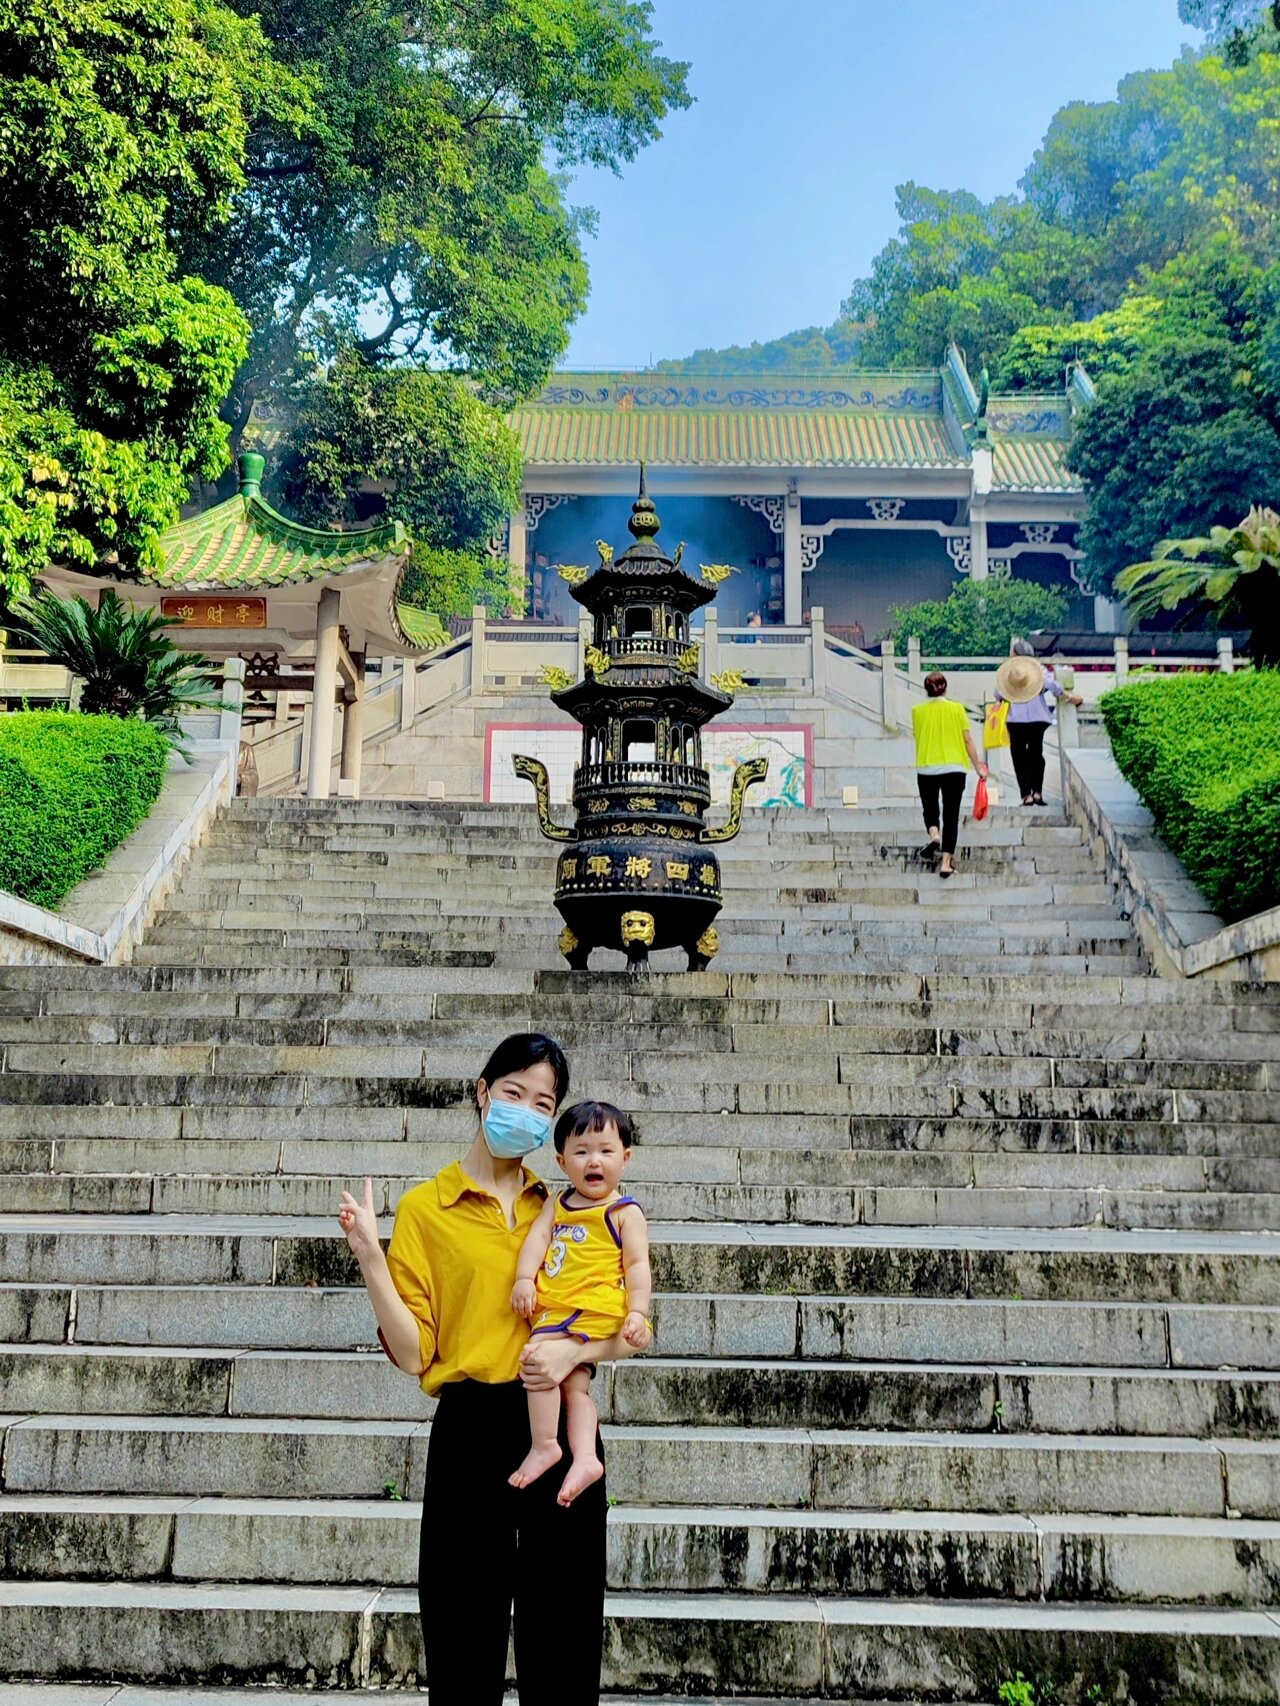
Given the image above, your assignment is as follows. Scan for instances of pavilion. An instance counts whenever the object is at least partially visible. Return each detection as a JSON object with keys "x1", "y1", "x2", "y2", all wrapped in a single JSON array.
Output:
[
  {"x1": 37, "y1": 453, "x2": 427, "y2": 798},
  {"x1": 495, "y1": 344, "x2": 1108, "y2": 640}
]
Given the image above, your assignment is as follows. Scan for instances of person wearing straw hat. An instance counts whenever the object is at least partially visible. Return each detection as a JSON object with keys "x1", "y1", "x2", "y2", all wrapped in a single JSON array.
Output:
[{"x1": 995, "y1": 640, "x2": 1083, "y2": 807}]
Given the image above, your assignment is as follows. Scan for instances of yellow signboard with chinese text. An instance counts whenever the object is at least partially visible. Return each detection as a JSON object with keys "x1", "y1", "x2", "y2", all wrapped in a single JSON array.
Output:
[{"x1": 161, "y1": 597, "x2": 267, "y2": 628}]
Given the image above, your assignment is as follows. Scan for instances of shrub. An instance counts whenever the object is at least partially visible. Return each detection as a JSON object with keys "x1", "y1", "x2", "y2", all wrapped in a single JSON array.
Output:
[
  {"x1": 890, "y1": 579, "x2": 1068, "y2": 656},
  {"x1": 0, "y1": 712, "x2": 170, "y2": 910},
  {"x1": 1101, "y1": 672, "x2": 1280, "y2": 922}
]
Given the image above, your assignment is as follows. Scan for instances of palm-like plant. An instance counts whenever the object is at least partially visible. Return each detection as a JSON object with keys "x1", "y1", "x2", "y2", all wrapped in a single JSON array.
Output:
[
  {"x1": 1116, "y1": 506, "x2": 1280, "y2": 668},
  {"x1": 10, "y1": 589, "x2": 227, "y2": 746}
]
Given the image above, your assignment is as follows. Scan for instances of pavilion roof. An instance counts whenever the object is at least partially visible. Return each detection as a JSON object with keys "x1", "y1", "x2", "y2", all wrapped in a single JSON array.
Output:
[
  {"x1": 990, "y1": 437, "x2": 1077, "y2": 494},
  {"x1": 143, "y1": 488, "x2": 425, "y2": 653}
]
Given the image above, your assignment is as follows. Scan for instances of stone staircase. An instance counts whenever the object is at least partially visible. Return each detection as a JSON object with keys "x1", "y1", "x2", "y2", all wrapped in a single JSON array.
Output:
[{"x1": 1, "y1": 797, "x2": 1279, "y2": 1702}]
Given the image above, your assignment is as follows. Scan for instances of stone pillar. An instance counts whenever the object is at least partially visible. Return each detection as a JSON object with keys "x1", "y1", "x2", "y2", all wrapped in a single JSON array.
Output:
[
  {"x1": 879, "y1": 639, "x2": 896, "y2": 726},
  {"x1": 1217, "y1": 636, "x2": 1235, "y2": 675},
  {"x1": 702, "y1": 608, "x2": 720, "y2": 682},
  {"x1": 469, "y1": 604, "x2": 487, "y2": 698},
  {"x1": 969, "y1": 509, "x2": 990, "y2": 581},
  {"x1": 399, "y1": 655, "x2": 416, "y2": 733},
  {"x1": 783, "y1": 492, "x2": 803, "y2": 625},
  {"x1": 219, "y1": 656, "x2": 246, "y2": 770},
  {"x1": 1113, "y1": 635, "x2": 1130, "y2": 685},
  {"x1": 339, "y1": 656, "x2": 365, "y2": 798},
  {"x1": 907, "y1": 636, "x2": 923, "y2": 684},
  {"x1": 305, "y1": 587, "x2": 341, "y2": 800},
  {"x1": 508, "y1": 508, "x2": 528, "y2": 612},
  {"x1": 810, "y1": 606, "x2": 827, "y2": 697}
]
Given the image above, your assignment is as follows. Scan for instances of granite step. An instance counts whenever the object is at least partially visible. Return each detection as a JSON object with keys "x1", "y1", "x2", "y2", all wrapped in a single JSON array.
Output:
[
  {"x1": 5, "y1": 1494, "x2": 1280, "y2": 1605},
  {"x1": 0, "y1": 1584, "x2": 1277, "y2": 1698},
  {"x1": 4, "y1": 1343, "x2": 1280, "y2": 1434},
  {"x1": 2, "y1": 1217, "x2": 1276, "y2": 1303},
  {"x1": 2, "y1": 1415, "x2": 1273, "y2": 1515}
]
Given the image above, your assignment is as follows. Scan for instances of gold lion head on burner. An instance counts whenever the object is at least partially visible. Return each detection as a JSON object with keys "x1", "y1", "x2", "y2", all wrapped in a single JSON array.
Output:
[{"x1": 620, "y1": 910, "x2": 656, "y2": 948}]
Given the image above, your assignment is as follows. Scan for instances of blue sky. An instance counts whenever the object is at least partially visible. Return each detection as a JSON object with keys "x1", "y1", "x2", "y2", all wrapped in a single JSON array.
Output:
[{"x1": 562, "y1": 0, "x2": 1204, "y2": 368}]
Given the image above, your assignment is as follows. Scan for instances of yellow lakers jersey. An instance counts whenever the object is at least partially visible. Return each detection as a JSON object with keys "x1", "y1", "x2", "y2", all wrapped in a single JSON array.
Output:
[{"x1": 536, "y1": 1191, "x2": 636, "y2": 1321}]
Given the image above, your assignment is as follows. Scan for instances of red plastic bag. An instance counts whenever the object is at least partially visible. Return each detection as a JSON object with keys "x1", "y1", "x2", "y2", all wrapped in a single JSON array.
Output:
[{"x1": 973, "y1": 776, "x2": 990, "y2": 822}]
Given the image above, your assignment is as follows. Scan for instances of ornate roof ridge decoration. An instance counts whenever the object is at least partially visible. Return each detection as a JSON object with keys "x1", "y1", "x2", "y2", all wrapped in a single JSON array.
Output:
[
  {"x1": 160, "y1": 492, "x2": 407, "y2": 577},
  {"x1": 528, "y1": 374, "x2": 944, "y2": 412}
]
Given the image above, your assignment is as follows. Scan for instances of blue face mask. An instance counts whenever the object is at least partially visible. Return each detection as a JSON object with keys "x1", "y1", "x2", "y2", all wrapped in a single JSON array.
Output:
[{"x1": 482, "y1": 1098, "x2": 553, "y2": 1160}]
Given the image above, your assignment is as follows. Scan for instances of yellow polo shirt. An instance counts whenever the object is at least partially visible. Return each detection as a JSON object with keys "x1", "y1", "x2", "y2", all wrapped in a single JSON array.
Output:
[{"x1": 384, "y1": 1160, "x2": 548, "y2": 1394}]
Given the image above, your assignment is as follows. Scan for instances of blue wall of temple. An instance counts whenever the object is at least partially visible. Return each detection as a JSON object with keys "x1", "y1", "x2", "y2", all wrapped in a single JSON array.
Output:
[
  {"x1": 803, "y1": 529, "x2": 956, "y2": 644},
  {"x1": 1011, "y1": 550, "x2": 1093, "y2": 629},
  {"x1": 527, "y1": 496, "x2": 780, "y2": 625}
]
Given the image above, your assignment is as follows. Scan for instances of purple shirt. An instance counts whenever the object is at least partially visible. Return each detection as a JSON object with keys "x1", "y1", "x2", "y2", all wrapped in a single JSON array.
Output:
[{"x1": 1000, "y1": 676, "x2": 1065, "y2": 725}]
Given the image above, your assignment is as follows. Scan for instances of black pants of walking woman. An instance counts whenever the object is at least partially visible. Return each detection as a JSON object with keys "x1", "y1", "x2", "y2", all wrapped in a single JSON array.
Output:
[
  {"x1": 917, "y1": 771, "x2": 967, "y2": 855},
  {"x1": 1008, "y1": 722, "x2": 1047, "y2": 799},
  {"x1": 420, "y1": 1376, "x2": 606, "y2": 1705}
]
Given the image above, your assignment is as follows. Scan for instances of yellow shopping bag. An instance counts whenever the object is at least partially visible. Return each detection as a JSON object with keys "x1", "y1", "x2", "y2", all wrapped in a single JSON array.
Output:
[{"x1": 983, "y1": 699, "x2": 1010, "y2": 750}]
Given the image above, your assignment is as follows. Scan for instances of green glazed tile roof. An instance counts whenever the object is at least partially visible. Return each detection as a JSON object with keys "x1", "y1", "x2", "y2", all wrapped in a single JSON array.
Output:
[
  {"x1": 153, "y1": 494, "x2": 408, "y2": 590},
  {"x1": 991, "y1": 437, "x2": 1078, "y2": 493},
  {"x1": 514, "y1": 407, "x2": 964, "y2": 469}
]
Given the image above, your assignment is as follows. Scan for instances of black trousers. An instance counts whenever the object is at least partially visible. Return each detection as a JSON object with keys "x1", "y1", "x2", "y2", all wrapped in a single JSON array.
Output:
[
  {"x1": 420, "y1": 1377, "x2": 606, "y2": 1704},
  {"x1": 917, "y1": 771, "x2": 967, "y2": 855},
  {"x1": 1008, "y1": 722, "x2": 1048, "y2": 798}
]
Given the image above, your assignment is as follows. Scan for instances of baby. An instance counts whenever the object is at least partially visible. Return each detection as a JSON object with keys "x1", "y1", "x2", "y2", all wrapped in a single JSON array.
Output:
[{"x1": 509, "y1": 1100, "x2": 652, "y2": 1506}]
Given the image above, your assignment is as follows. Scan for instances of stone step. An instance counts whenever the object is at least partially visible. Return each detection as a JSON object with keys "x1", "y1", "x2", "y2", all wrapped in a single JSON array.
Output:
[
  {"x1": 12, "y1": 1137, "x2": 1278, "y2": 1193},
  {"x1": 3, "y1": 1342, "x2": 1280, "y2": 1434},
  {"x1": 6, "y1": 1171, "x2": 1277, "y2": 1230},
  {"x1": 4, "y1": 962, "x2": 1272, "y2": 1012},
  {"x1": 7, "y1": 1009, "x2": 1276, "y2": 1064},
  {"x1": 13, "y1": 1104, "x2": 1280, "y2": 1162},
  {"x1": 5, "y1": 1494, "x2": 1280, "y2": 1606},
  {"x1": 3, "y1": 1414, "x2": 1274, "y2": 1516},
  {"x1": 0, "y1": 1582, "x2": 1276, "y2": 1697},
  {"x1": 2, "y1": 1217, "x2": 1275, "y2": 1303}
]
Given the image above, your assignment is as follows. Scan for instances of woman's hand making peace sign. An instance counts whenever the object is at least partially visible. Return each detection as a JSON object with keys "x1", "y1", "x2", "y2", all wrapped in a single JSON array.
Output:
[{"x1": 338, "y1": 1177, "x2": 382, "y2": 1268}]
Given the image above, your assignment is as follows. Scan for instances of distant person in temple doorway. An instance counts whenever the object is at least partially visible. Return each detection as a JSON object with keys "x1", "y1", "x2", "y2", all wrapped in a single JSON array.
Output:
[
  {"x1": 995, "y1": 642, "x2": 1083, "y2": 807},
  {"x1": 911, "y1": 673, "x2": 989, "y2": 879}
]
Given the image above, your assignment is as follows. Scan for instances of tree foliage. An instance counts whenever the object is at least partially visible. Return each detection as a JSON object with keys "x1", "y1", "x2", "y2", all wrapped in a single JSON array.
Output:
[
  {"x1": 0, "y1": 0, "x2": 304, "y2": 591},
  {"x1": 1116, "y1": 505, "x2": 1280, "y2": 667},
  {"x1": 655, "y1": 320, "x2": 865, "y2": 375},
  {"x1": 1067, "y1": 247, "x2": 1280, "y2": 594},
  {"x1": 184, "y1": 0, "x2": 691, "y2": 450},
  {"x1": 889, "y1": 579, "x2": 1069, "y2": 657}
]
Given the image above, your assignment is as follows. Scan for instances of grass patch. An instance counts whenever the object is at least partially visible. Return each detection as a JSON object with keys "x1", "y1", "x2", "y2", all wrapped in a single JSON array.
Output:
[
  {"x1": 0, "y1": 711, "x2": 170, "y2": 910},
  {"x1": 1101, "y1": 672, "x2": 1280, "y2": 923}
]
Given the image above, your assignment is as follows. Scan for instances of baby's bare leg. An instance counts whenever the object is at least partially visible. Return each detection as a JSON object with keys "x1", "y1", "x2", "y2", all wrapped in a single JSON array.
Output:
[
  {"x1": 510, "y1": 1379, "x2": 563, "y2": 1490},
  {"x1": 557, "y1": 1365, "x2": 604, "y2": 1508}
]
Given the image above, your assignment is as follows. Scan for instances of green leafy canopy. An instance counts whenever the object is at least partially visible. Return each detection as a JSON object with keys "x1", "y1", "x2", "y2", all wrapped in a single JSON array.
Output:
[
  {"x1": 889, "y1": 579, "x2": 1069, "y2": 657},
  {"x1": 0, "y1": 0, "x2": 308, "y2": 591}
]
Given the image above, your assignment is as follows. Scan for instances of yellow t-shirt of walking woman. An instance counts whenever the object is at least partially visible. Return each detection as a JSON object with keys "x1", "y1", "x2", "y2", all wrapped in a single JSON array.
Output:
[{"x1": 911, "y1": 697, "x2": 971, "y2": 770}]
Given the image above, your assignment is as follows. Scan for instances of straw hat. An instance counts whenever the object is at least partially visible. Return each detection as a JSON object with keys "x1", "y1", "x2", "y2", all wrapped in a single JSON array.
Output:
[{"x1": 995, "y1": 654, "x2": 1045, "y2": 704}]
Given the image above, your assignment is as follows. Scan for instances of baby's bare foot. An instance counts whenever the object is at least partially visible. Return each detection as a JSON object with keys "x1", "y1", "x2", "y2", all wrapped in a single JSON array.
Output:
[
  {"x1": 509, "y1": 1442, "x2": 563, "y2": 1490},
  {"x1": 557, "y1": 1454, "x2": 605, "y2": 1507}
]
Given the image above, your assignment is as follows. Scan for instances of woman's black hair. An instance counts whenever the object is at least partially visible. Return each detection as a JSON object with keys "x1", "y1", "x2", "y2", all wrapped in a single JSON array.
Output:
[
  {"x1": 476, "y1": 1033, "x2": 570, "y2": 1109},
  {"x1": 554, "y1": 1099, "x2": 638, "y2": 1154}
]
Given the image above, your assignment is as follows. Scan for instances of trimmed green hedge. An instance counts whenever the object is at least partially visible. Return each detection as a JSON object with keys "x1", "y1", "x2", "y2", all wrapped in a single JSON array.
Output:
[
  {"x1": 0, "y1": 713, "x2": 170, "y2": 910},
  {"x1": 1101, "y1": 673, "x2": 1280, "y2": 923}
]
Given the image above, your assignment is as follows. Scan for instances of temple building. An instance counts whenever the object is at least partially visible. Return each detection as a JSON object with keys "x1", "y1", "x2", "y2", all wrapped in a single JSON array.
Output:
[{"x1": 497, "y1": 344, "x2": 1113, "y2": 640}]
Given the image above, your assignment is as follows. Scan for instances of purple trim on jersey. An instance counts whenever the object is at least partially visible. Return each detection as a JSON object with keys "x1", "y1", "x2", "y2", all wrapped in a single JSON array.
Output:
[
  {"x1": 530, "y1": 1307, "x2": 589, "y2": 1344},
  {"x1": 603, "y1": 1195, "x2": 638, "y2": 1249}
]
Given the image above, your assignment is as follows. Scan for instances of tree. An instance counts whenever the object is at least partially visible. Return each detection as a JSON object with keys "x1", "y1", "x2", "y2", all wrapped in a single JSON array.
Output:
[
  {"x1": 1068, "y1": 250, "x2": 1280, "y2": 594},
  {"x1": 1116, "y1": 505, "x2": 1280, "y2": 667},
  {"x1": 0, "y1": 0, "x2": 305, "y2": 592},
  {"x1": 889, "y1": 579, "x2": 1069, "y2": 656},
  {"x1": 275, "y1": 350, "x2": 522, "y2": 550},
  {"x1": 655, "y1": 320, "x2": 865, "y2": 375},
  {"x1": 996, "y1": 297, "x2": 1160, "y2": 390},
  {"x1": 268, "y1": 347, "x2": 523, "y2": 621},
  {"x1": 10, "y1": 589, "x2": 227, "y2": 746},
  {"x1": 182, "y1": 0, "x2": 692, "y2": 454}
]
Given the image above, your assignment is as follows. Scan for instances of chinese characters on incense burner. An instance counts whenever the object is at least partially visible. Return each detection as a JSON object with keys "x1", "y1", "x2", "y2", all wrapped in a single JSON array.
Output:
[{"x1": 514, "y1": 474, "x2": 767, "y2": 972}]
